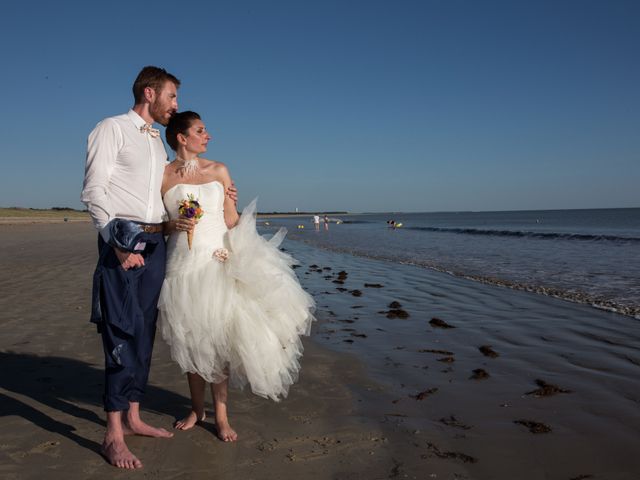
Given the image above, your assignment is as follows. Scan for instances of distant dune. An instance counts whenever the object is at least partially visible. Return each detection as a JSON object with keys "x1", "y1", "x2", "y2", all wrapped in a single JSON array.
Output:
[{"x1": 0, "y1": 207, "x2": 90, "y2": 223}]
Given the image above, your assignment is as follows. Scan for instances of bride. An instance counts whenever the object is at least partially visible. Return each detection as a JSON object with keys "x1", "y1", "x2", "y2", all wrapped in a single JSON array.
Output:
[{"x1": 159, "y1": 111, "x2": 315, "y2": 441}]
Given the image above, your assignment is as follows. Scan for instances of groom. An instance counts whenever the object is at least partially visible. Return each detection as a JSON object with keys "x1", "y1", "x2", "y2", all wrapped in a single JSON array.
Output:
[{"x1": 81, "y1": 66, "x2": 180, "y2": 469}]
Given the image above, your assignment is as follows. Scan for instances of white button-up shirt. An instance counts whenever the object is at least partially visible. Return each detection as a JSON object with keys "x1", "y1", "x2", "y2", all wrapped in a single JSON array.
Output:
[{"x1": 81, "y1": 110, "x2": 168, "y2": 240}]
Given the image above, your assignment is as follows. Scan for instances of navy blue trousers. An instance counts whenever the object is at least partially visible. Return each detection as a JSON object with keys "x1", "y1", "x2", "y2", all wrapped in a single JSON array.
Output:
[{"x1": 95, "y1": 233, "x2": 166, "y2": 412}]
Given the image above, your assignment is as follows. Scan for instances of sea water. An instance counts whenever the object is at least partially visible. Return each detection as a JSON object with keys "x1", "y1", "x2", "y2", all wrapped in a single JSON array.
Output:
[{"x1": 264, "y1": 208, "x2": 640, "y2": 317}]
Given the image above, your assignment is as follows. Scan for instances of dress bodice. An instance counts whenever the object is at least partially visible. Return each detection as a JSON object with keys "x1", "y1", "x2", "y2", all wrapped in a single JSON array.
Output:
[{"x1": 163, "y1": 181, "x2": 229, "y2": 273}]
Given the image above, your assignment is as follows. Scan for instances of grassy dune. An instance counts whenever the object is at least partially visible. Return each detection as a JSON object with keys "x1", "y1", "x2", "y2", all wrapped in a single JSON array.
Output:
[{"x1": 0, "y1": 208, "x2": 90, "y2": 221}]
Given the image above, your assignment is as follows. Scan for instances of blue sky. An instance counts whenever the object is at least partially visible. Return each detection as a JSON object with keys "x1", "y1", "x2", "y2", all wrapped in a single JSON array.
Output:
[{"x1": 0, "y1": 0, "x2": 638, "y2": 213}]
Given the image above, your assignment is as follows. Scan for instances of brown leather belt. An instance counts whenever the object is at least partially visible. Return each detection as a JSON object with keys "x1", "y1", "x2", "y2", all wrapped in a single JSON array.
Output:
[{"x1": 137, "y1": 223, "x2": 164, "y2": 233}]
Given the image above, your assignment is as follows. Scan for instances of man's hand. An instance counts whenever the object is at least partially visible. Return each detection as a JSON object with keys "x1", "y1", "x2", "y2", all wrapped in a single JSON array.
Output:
[
  {"x1": 114, "y1": 248, "x2": 145, "y2": 270},
  {"x1": 226, "y1": 183, "x2": 238, "y2": 204}
]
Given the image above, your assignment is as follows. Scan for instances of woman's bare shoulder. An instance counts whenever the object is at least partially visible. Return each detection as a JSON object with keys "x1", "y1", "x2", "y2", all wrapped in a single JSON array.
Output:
[
  {"x1": 200, "y1": 158, "x2": 230, "y2": 177},
  {"x1": 199, "y1": 158, "x2": 226, "y2": 169}
]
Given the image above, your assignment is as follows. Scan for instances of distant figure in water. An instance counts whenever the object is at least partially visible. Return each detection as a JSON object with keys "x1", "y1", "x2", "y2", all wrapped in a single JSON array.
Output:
[
  {"x1": 313, "y1": 215, "x2": 320, "y2": 231},
  {"x1": 323, "y1": 215, "x2": 329, "y2": 231},
  {"x1": 387, "y1": 220, "x2": 396, "y2": 229}
]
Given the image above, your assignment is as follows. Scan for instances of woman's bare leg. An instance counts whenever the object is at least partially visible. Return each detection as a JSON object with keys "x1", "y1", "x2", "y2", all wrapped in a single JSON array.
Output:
[
  {"x1": 211, "y1": 378, "x2": 237, "y2": 441},
  {"x1": 175, "y1": 373, "x2": 206, "y2": 430}
]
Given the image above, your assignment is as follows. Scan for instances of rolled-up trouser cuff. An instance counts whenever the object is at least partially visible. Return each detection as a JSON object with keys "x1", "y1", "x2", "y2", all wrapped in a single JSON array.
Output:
[{"x1": 103, "y1": 394, "x2": 131, "y2": 412}]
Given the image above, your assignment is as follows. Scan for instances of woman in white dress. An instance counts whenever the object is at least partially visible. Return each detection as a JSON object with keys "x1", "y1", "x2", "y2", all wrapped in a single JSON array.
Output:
[{"x1": 159, "y1": 111, "x2": 314, "y2": 441}]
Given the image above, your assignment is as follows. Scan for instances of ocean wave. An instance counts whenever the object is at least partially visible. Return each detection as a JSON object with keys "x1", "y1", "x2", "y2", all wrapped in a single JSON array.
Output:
[{"x1": 405, "y1": 226, "x2": 640, "y2": 243}]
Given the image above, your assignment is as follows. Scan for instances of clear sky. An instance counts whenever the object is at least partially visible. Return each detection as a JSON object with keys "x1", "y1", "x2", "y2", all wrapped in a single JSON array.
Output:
[{"x1": 0, "y1": 0, "x2": 638, "y2": 213}]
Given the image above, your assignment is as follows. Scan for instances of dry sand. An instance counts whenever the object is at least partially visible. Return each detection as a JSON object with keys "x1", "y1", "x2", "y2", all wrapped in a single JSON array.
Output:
[{"x1": 1, "y1": 222, "x2": 639, "y2": 479}]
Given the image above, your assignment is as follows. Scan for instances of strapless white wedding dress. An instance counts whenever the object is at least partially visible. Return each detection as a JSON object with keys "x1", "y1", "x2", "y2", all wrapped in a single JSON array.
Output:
[{"x1": 158, "y1": 181, "x2": 315, "y2": 400}]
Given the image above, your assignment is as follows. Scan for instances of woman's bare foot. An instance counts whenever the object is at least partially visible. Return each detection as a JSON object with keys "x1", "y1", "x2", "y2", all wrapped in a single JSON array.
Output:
[
  {"x1": 101, "y1": 438, "x2": 142, "y2": 469},
  {"x1": 175, "y1": 410, "x2": 205, "y2": 430},
  {"x1": 211, "y1": 377, "x2": 236, "y2": 441},
  {"x1": 215, "y1": 418, "x2": 238, "y2": 442},
  {"x1": 124, "y1": 418, "x2": 174, "y2": 438}
]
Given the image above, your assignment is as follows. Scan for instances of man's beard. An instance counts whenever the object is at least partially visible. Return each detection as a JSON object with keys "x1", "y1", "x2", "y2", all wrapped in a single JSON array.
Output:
[{"x1": 150, "y1": 100, "x2": 174, "y2": 126}]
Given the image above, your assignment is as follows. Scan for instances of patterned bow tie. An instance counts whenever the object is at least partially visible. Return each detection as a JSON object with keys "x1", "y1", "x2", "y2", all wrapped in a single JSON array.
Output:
[{"x1": 140, "y1": 123, "x2": 160, "y2": 138}]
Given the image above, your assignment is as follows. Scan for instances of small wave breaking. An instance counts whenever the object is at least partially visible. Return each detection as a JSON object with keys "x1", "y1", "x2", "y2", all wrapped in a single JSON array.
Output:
[{"x1": 405, "y1": 226, "x2": 640, "y2": 243}]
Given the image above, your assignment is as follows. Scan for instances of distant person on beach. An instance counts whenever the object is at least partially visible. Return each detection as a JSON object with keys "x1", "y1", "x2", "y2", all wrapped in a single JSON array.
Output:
[
  {"x1": 324, "y1": 214, "x2": 329, "y2": 231},
  {"x1": 157, "y1": 111, "x2": 314, "y2": 443},
  {"x1": 81, "y1": 66, "x2": 227, "y2": 470},
  {"x1": 313, "y1": 214, "x2": 320, "y2": 231}
]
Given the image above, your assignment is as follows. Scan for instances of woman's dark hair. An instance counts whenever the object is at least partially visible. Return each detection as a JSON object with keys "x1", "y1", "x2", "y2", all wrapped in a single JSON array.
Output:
[{"x1": 165, "y1": 111, "x2": 201, "y2": 151}]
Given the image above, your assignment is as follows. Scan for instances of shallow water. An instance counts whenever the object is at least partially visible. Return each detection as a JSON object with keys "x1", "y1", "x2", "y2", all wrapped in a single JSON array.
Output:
[{"x1": 262, "y1": 208, "x2": 640, "y2": 316}]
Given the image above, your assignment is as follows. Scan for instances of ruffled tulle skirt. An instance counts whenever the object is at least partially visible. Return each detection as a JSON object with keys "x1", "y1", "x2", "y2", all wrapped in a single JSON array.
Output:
[{"x1": 158, "y1": 200, "x2": 315, "y2": 401}]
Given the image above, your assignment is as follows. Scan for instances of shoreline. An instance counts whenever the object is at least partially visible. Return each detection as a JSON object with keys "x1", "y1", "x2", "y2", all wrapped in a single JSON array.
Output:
[
  {"x1": 6, "y1": 218, "x2": 636, "y2": 319},
  {"x1": 7, "y1": 215, "x2": 637, "y2": 319},
  {"x1": 289, "y1": 236, "x2": 640, "y2": 319}
]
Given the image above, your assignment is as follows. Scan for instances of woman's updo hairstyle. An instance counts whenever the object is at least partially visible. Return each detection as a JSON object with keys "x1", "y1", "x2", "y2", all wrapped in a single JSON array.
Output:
[{"x1": 165, "y1": 111, "x2": 201, "y2": 151}]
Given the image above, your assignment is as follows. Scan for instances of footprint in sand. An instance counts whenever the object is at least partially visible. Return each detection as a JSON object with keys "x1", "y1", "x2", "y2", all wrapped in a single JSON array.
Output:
[
  {"x1": 10, "y1": 441, "x2": 60, "y2": 460},
  {"x1": 422, "y1": 441, "x2": 478, "y2": 464},
  {"x1": 439, "y1": 415, "x2": 472, "y2": 430}
]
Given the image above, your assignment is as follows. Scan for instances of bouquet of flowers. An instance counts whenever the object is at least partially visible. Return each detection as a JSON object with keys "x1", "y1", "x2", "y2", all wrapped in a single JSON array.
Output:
[{"x1": 178, "y1": 194, "x2": 204, "y2": 250}]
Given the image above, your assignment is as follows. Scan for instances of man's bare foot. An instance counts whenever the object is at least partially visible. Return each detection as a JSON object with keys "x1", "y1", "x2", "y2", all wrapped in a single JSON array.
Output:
[
  {"x1": 124, "y1": 418, "x2": 174, "y2": 438},
  {"x1": 215, "y1": 419, "x2": 238, "y2": 442},
  {"x1": 175, "y1": 410, "x2": 205, "y2": 430},
  {"x1": 101, "y1": 438, "x2": 142, "y2": 469}
]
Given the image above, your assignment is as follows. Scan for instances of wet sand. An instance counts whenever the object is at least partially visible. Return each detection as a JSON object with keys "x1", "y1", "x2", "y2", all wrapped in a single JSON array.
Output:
[{"x1": 1, "y1": 222, "x2": 639, "y2": 479}]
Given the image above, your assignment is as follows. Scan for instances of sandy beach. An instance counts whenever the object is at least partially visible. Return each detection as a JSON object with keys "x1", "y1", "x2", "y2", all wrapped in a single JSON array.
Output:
[{"x1": 1, "y1": 221, "x2": 639, "y2": 479}]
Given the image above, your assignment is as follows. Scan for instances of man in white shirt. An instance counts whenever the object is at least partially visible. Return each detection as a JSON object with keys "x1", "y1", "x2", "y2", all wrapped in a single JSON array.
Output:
[{"x1": 81, "y1": 66, "x2": 179, "y2": 469}]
